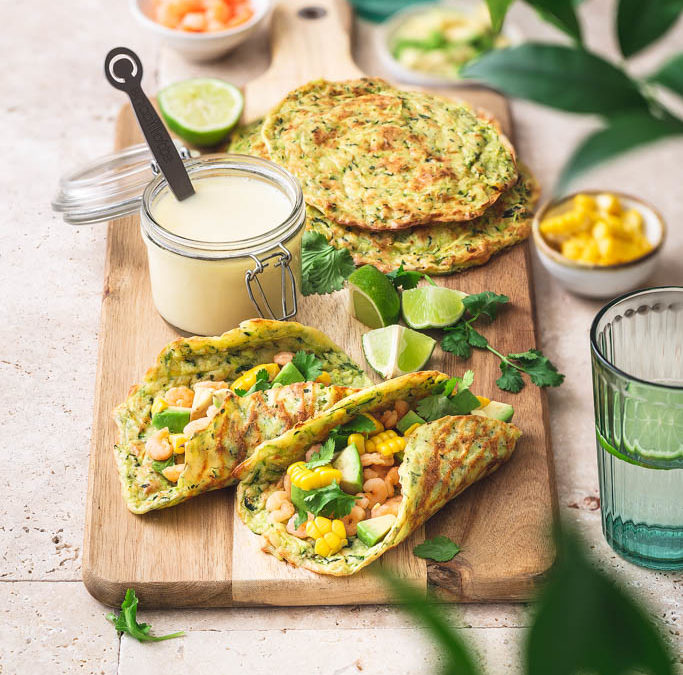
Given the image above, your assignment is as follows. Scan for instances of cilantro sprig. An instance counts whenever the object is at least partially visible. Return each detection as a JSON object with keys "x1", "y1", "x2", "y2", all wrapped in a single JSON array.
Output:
[
  {"x1": 301, "y1": 232, "x2": 355, "y2": 296},
  {"x1": 107, "y1": 589, "x2": 184, "y2": 643},
  {"x1": 292, "y1": 351, "x2": 323, "y2": 381},
  {"x1": 386, "y1": 263, "x2": 436, "y2": 291},
  {"x1": 413, "y1": 536, "x2": 461, "y2": 562},
  {"x1": 442, "y1": 292, "x2": 565, "y2": 394},
  {"x1": 294, "y1": 480, "x2": 359, "y2": 527},
  {"x1": 305, "y1": 438, "x2": 336, "y2": 469},
  {"x1": 234, "y1": 368, "x2": 271, "y2": 397},
  {"x1": 416, "y1": 370, "x2": 480, "y2": 422}
]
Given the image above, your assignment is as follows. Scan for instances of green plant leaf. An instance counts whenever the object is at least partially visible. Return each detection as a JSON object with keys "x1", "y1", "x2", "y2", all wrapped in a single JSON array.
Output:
[
  {"x1": 556, "y1": 111, "x2": 683, "y2": 194},
  {"x1": 649, "y1": 52, "x2": 683, "y2": 96},
  {"x1": 107, "y1": 589, "x2": 184, "y2": 643},
  {"x1": 617, "y1": 0, "x2": 683, "y2": 58},
  {"x1": 413, "y1": 536, "x2": 461, "y2": 562},
  {"x1": 462, "y1": 44, "x2": 648, "y2": 115},
  {"x1": 526, "y1": 525, "x2": 675, "y2": 675},
  {"x1": 525, "y1": 0, "x2": 583, "y2": 41},
  {"x1": 305, "y1": 438, "x2": 335, "y2": 469},
  {"x1": 378, "y1": 572, "x2": 482, "y2": 675},
  {"x1": 291, "y1": 351, "x2": 323, "y2": 382},
  {"x1": 485, "y1": 0, "x2": 516, "y2": 32}
]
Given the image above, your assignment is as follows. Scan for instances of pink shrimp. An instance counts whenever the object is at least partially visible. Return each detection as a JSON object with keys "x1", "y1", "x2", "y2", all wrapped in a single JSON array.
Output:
[
  {"x1": 286, "y1": 514, "x2": 310, "y2": 538},
  {"x1": 273, "y1": 351, "x2": 295, "y2": 366},
  {"x1": 384, "y1": 466, "x2": 400, "y2": 498},
  {"x1": 363, "y1": 466, "x2": 390, "y2": 481},
  {"x1": 164, "y1": 386, "x2": 194, "y2": 408},
  {"x1": 341, "y1": 505, "x2": 366, "y2": 536},
  {"x1": 371, "y1": 496, "x2": 402, "y2": 518},
  {"x1": 380, "y1": 409, "x2": 398, "y2": 430},
  {"x1": 361, "y1": 453, "x2": 394, "y2": 467},
  {"x1": 363, "y1": 477, "x2": 389, "y2": 509}
]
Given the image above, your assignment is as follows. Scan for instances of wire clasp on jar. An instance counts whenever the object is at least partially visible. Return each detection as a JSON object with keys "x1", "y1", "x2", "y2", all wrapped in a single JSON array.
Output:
[{"x1": 245, "y1": 244, "x2": 298, "y2": 320}]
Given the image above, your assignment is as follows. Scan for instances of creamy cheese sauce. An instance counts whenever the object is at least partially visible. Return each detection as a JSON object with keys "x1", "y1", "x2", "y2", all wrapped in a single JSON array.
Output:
[{"x1": 153, "y1": 175, "x2": 292, "y2": 242}]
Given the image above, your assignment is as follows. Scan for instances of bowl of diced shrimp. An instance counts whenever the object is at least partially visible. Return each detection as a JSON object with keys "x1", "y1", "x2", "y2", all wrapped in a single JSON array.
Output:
[{"x1": 130, "y1": 0, "x2": 272, "y2": 61}]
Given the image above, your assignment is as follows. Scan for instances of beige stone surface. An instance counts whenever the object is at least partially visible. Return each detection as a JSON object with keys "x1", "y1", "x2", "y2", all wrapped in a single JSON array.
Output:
[{"x1": 0, "y1": 0, "x2": 681, "y2": 673}]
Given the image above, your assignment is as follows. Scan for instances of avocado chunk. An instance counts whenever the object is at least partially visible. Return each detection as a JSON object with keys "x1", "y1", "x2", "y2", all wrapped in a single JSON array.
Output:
[
  {"x1": 290, "y1": 485, "x2": 307, "y2": 513},
  {"x1": 473, "y1": 400, "x2": 514, "y2": 422},
  {"x1": 333, "y1": 444, "x2": 363, "y2": 494},
  {"x1": 396, "y1": 410, "x2": 425, "y2": 434},
  {"x1": 357, "y1": 515, "x2": 397, "y2": 547},
  {"x1": 152, "y1": 406, "x2": 191, "y2": 433},
  {"x1": 272, "y1": 361, "x2": 305, "y2": 386}
]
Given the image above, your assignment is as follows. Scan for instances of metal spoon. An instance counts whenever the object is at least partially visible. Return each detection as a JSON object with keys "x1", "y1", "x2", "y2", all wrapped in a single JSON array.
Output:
[{"x1": 104, "y1": 47, "x2": 195, "y2": 201}]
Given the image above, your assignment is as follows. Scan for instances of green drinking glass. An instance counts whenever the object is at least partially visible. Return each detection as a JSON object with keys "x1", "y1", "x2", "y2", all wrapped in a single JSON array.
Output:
[{"x1": 591, "y1": 287, "x2": 683, "y2": 569}]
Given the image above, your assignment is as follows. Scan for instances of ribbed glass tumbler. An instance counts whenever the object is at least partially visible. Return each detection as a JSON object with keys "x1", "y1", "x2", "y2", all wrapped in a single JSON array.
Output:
[{"x1": 591, "y1": 287, "x2": 683, "y2": 569}]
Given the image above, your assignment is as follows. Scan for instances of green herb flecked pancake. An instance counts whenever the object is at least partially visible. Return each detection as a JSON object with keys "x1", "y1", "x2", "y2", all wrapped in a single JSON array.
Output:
[
  {"x1": 233, "y1": 372, "x2": 520, "y2": 576},
  {"x1": 228, "y1": 122, "x2": 537, "y2": 274},
  {"x1": 261, "y1": 78, "x2": 518, "y2": 230},
  {"x1": 114, "y1": 319, "x2": 371, "y2": 514}
]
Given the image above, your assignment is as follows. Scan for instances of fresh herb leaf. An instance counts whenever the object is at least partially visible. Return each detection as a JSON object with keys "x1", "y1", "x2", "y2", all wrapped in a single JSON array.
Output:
[
  {"x1": 413, "y1": 536, "x2": 461, "y2": 562},
  {"x1": 462, "y1": 291, "x2": 510, "y2": 321},
  {"x1": 442, "y1": 324, "x2": 473, "y2": 358},
  {"x1": 292, "y1": 351, "x2": 323, "y2": 382},
  {"x1": 386, "y1": 263, "x2": 436, "y2": 290},
  {"x1": 417, "y1": 372, "x2": 479, "y2": 421},
  {"x1": 233, "y1": 369, "x2": 272, "y2": 397},
  {"x1": 305, "y1": 438, "x2": 336, "y2": 469},
  {"x1": 106, "y1": 589, "x2": 184, "y2": 643},
  {"x1": 151, "y1": 457, "x2": 174, "y2": 475},
  {"x1": 302, "y1": 481, "x2": 358, "y2": 519},
  {"x1": 508, "y1": 349, "x2": 566, "y2": 388},
  {"x1": 467, "y1": 328, "x2": 489, "y2": 349},
  {"x1": 339, "y1": 415, "x2": 377, "y2": 435},
  {"x1": 460, "y1": 369, "x2": 475, "y2": 390},
  {"x1": 496, "y1": 361, "x2": 526, "y2": 393},
  {"x1": 301, "y1": 231, "x2": 355, "y2": 296}
]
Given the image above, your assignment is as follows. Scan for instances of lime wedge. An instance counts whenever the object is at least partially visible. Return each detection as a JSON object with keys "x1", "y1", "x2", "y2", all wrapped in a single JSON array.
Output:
[
  {"x1": 622, "y1": 391, "x2": 683, "y2": 462},
  {"x1": 362, "y1": 325, "x2": 436, "y2": 379},
  {"x1": 401, "y1": 286, "x2": 466, "y2": 329},
  {"x1": 347, "y1": 265, "x2": 400, "y2": 329},
  {"x1": 158, "y1": 78, "x2": 244, "y2": 147}
]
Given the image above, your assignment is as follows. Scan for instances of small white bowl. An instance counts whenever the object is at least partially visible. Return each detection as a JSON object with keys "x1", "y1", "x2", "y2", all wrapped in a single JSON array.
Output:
[
  {"x1": 130, "y1": 0, "x2": 271, "y2": 62},
  {"x1": 377, "y1": 1, "x2": 522, "y2": 87},
  {"x1": 532, "y1": 192, "x2": 666, "y2": 299}
]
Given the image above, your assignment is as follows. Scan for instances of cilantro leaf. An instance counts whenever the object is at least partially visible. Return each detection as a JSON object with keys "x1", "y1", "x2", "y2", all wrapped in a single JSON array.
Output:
[
  {"x1": 416, "y1": 394, "x2": 458, "y2": 422},
  {"x1": 302, "y1": 481, "x2": 358, "y2": 519},
  {"x1": 305, "y1": 438, "x2": 336, "y2": 469},
  {"x1": 413, "y1": 536, "x2": 461, "y2": 562},
  {"x1": 292, "y1": 351, "x2": 323, "y2": 382},
  {"x1": 235, "y1": 369, "x2": 272, "y2": 397},
  {"x1": 462, "y1": 291, "x2": 509, "y2": 321},
  {"x1": 301, "y1": 232, "x2": 355, "y2": 296},
  {"x1": 386, "y1": 263, "x2": 435, "y2": 290},
  {"x1": 339, "y1": 415, "x2": 377, "y2": 434},
  {"x1": 106, "y1": 589, "x2": 184, "y2": 643},
  {"x1": 417, "y1": 372, "x2": 479, "y2": 421},
  {"x1": 467, "y1": 327, "x2": 488, "y2": 349},
  {"x1": 151, "y1": 456, "x2": 174, "y2": 475},
  {"x1": 496, "y1": 362, "x2": 525, "y2": 393},
  {"x1": 442, "y1": 324, "x2": 472, "y2": 358},
  {"x1": 508, "y1": 349, "x2": 566, "y2": 388}
]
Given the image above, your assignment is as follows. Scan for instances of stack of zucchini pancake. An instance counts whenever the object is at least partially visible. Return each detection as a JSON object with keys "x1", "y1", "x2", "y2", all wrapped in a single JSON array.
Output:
[{"x1": 229, "y1": 77, "x2": 539, "y2": 274}]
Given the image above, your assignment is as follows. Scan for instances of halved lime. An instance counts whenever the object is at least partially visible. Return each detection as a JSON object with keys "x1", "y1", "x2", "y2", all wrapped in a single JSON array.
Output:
[
  {"x1": 347, "y1": 265, "x2": 400, "y2": 329},
  {"x1": 158, "y1": 78, "x2": 244, "y2": 147},
  {"x1": 362, "y1": 325, "x2": 436, "y2": 379},
  {"x1": 402, "y1": 286, "x2": 466, "y2": 329},
  {"x1": 622, "y1": 391, "x2": 683, "y2": 463}
]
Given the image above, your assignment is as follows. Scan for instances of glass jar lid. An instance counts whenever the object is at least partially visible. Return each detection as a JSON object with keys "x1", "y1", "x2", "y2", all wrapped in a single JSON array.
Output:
[{"x1": 52, "y1": 141, "x2": 193, "y2": 225}]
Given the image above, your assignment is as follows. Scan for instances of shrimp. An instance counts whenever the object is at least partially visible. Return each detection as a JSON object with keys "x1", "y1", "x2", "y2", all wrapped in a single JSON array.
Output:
[
  {"x1": 363, "y1": 477, "x2": 389, "y2": 509},
  {"x1": 273, "y1": 351, "x2": 295, "y2": 366},
  {"x1": 371, "y1": 496, "x2": 402, "y2": 518},
  {"x1": 385, "y1": 466, "x2": 400, "y2": 497},
  {"x1": 145, "y1": 428, "x2": 173, "y2": 461},
  {"x1": 161, "y1": 463, "x2": 185, "y2": 483},
  {"x1": 363, "y1": 466, "x2": 390, "y2": 481},
  {"x1": 286, "y1": 514, "x2": 310, "y2": 538},
  {"x1": 341, "y1": 505, "x2": 366, "y2": 536},
  {"x1": 164, "y1": 386, "x2": 194, "y2": 408},
  {"x1": 361, "y1": 452, "x2": 394, "y2": 467},
  {"x1": 183, "y1": 416, "x2": 211, "y2": 437},
  {"x1": 394, "y1": 399, "x2": 410, "y2": 421},
  {"x1": 305, "y1": 444, "x2": 322, "y2": 462},
  {"x1": 193, "y1": 380, "x2": 227, "y2": 391},
  {"x1": 265, "y1": 491, "x2": 295, "y2": 523},
  {"x1": 380, "y1": 409, "x2": 398, "y2": 430},
  {"x1": 206, "y1": 405, "x2": 220, "y2": 420}
]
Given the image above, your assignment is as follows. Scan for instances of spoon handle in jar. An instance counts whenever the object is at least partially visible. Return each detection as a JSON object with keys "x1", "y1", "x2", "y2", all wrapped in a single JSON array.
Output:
[{"x1": 104, "y1": 47, "x2": 195, "y2": 202}]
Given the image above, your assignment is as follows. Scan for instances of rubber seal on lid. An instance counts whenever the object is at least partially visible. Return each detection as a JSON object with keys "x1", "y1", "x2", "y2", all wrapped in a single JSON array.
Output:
[{"x1": 52, "y1": 141, "x2": 192, "y2": 225}]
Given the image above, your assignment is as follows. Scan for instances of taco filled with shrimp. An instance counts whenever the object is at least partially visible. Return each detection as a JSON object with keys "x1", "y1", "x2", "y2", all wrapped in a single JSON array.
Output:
[
  {"x1": 233, "y1": 370, "x2": 521, "y2": 576},
  {"x1": 113, "y1": 319, "x2": 371, "y2": 514}
]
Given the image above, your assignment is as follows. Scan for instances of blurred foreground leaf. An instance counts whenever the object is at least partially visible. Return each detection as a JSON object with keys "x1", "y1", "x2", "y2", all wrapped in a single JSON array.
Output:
[
  {"x1": 617, "y1": 0, "x2": 683, "y2": 58},
  {"x1": 650, "y1": 52, "x2": 683, "y2": 97}
]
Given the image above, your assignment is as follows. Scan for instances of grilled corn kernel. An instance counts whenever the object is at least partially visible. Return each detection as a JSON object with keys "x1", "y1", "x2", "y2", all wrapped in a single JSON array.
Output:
[
  {"x1": 169, "y1": 433, "x2": 187, "y2": 454},
  {"x1": 315, "y1": 371, "x2": 332, "y2": 386},
  {"x1": 366, "y1": 430, "x2": 406, "y2": 457},
  {"x1": 476, "y1": 396, "x2": 490, "y2": 408},
  {"x1": 347, "y1": 433, "x2": 365, "y2": 454},
  {"x1": 306, "y1": 517, "x2": 347, "y2": 556},
  {"x1": 362, "y1": 414, "x2": 384, "y2": 435},
  {"x1": 151, "y1": 398, "x2": 168, "y2": 415},
  {"x1": 230, "y1": 363, "x2": 280, "y2": 392},
  {"x1": 289, "y1": 464, "x2": 342, "y2": 490},
  {"x1": 403, "y1": 422, "x2": 422, "y2": 436}
]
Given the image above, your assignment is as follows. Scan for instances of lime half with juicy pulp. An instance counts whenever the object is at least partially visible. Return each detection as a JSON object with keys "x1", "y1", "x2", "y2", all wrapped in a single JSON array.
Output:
[
  {"x1": 622, "y1": 389, "x2": 683, "y2": 463},
  {"x1": 402, "y1": 286, "x2": 466, "y2": 329},
  {"x1": 158, "y1": 78, "x2": 244, "y2": 147},
  {"x1": 347, "y1": 265, "x2": 400, "y2": 329},
  {"x1": 362, "y1": 325, "x2": 436, "y2": 379}
]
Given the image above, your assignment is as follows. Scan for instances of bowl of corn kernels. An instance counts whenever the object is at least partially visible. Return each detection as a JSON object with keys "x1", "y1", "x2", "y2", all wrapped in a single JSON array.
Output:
[{"x1": 532, "y1": 191, "x2": 666, "y2": 298}]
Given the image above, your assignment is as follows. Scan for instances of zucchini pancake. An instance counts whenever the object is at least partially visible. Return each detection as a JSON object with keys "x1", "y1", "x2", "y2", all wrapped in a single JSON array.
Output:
[
  {"x1": 234, "y1": 372, "x2": 520, "y2": 576},
  {"x1": 229, "y1": 119, "x2": 539, "y2": 274},
  {"x1": 113, "y1": 319, "x2": 370, "y2": 514},
  {"x1": 261, "y1": 78, "x2": 518, "y2": 230}
]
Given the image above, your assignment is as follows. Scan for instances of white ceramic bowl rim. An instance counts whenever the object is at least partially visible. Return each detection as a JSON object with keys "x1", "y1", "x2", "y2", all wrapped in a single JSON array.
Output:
[
  {"x1": 131, "y1": 0, "x2": 270, "y2": 39},
  {"x1": 532, "y1": 190, "x2": 667, "y2": 272}
]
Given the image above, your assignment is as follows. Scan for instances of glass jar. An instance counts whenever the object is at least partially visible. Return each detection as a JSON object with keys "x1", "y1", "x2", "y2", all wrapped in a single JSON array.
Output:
[{"x1": 53, "y1": 145, "x2": 305, "y2": 335}]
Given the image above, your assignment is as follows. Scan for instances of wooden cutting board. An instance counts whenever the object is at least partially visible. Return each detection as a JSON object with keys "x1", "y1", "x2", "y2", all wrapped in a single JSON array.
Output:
[{"x1": 82, "y1": 0, "x2": 556, "y2": 608}]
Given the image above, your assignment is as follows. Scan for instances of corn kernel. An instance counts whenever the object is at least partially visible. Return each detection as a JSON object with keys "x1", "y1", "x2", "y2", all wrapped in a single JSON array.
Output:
[
  {"x1": 573, "y1": 194, "x2": 596, "y2": 212},
  {"x1": 169, "y1": 434, "x2": 187, "y2": 454},
  {"x1": 315, "y1": 371, "x2": 332, "y2": 386},
  {"x1": 596, "y1": 193, "x2": 621, "y2": 216},
  {"x1": 307, "y1": 517, "x2": 347, "y2": 557},
  {"x1": 230, "y1": 363, "x2": 280, "y2": 392},
  {"x1": 362, "y1": 414, "x2": 384, "y2": 435},
  {"x1": 287, "y1": 461, "x2": 306, "y2": 476},
  {"x1": 403, "y1": 422, "x2": 422, "y2": 436},
  {"x1": 151, "y1": 398, "x2": 168, "y2": 415},
  {"x1": 347, "y1": 433, "x2": 365, "y2": 454}
]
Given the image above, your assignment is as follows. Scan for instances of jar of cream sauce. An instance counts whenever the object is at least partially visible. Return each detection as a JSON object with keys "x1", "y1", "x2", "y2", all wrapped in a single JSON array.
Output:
[{"x1": 53, "y1": 146, "x2": 305, "y2": 335}]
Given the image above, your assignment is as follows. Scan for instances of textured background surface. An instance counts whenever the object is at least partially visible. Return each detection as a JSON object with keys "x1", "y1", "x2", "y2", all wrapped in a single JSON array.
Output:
[{"x1": 1, "y1": 0, "x2": 681, "y2": 672}]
